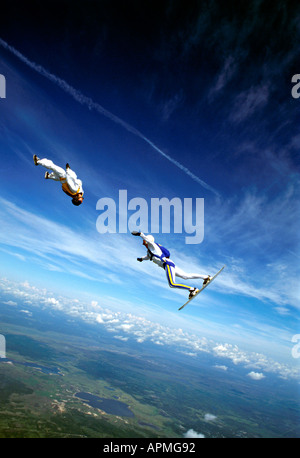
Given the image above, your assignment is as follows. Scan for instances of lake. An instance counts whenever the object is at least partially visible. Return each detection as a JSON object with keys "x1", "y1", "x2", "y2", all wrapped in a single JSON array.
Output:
[
  {"x1": 75, "y1": 391, "x2": 134, "y2": 417},
  {"x1": 0, "y1": 358, "x2": 61, "y2": 375}
]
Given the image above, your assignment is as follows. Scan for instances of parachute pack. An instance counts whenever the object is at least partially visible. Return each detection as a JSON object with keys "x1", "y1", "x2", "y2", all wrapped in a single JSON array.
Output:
[{"x1": 156, "y1": 243, "x2": 170, "y2": 259}]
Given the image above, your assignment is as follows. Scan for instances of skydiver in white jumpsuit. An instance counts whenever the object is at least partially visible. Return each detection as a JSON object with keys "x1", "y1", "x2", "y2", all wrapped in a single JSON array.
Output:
[
  {"x1": 33, "y1": 155, "x2": 84, "y2": 206},
  {"x1": 132, "y1": 231, "x2": 212, "y2": 299}
]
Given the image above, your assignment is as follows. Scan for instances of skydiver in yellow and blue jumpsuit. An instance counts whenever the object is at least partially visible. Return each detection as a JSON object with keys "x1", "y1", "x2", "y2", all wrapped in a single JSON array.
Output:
[{"x1": 132, "y1": 231, "x2": 211, "y2": 299}]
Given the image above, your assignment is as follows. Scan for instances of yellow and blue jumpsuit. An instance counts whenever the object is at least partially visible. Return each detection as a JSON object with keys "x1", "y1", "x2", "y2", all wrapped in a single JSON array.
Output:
[{"x1": 138, "y1": 233, "x2": 208, "y2": 292}]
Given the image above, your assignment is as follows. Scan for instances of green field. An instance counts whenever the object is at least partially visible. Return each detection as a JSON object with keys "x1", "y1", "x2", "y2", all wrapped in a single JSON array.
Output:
[{"x1": 0, "y1": 301, "x2": 299, "y2": 438}]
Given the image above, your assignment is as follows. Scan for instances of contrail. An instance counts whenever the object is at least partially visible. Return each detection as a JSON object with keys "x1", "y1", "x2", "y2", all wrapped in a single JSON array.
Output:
[{"x1": 0, "y1": 38, "x2": 219, "y2": 196}]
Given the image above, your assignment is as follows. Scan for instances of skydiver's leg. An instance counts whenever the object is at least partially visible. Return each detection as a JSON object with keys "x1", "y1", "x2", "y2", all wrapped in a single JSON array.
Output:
[
  {"x1": 46, "y1": 172, "x2": 61, "y2": 181},
  {"x1": 165, "y1": 262, "x2": 191, "y2": 291},
  {"x1": 174, "y1": 265, "x2": 209, "y2": 281},
  {"x1": 36, "y1": 158, "x2": 66, "y2": 179}
]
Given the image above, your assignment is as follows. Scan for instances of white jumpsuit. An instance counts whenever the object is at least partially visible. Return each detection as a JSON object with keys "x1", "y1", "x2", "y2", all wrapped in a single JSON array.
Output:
[
  {"x1": 36, "y1": 158, "x2": 84, "y2": 195},
  {"x1": 138, "y1": 232, "x2": 208, "y2": 291}
]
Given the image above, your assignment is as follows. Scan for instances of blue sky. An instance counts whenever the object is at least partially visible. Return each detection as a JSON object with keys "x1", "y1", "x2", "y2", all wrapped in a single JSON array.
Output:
[{"x1": 0, "y1": 1, "x2": 299, "y2": 380}]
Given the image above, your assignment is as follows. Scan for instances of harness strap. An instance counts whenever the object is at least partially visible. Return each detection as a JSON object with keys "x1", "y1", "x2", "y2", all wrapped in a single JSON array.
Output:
[
  {"x1": 147, "y1": 248, "x2": 165, "y2": 262},
  {"x1": 148, "y1": 248, "x2": 174, "y2": 269}
]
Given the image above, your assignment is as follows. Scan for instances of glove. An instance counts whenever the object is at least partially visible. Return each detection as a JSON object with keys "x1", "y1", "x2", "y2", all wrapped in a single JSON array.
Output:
[
  {"x1": 131, "y1": 231, "x2": 141, "y2": 236},
  {"x1": 137, "y1": 258, "x2": 143, "y2": 262}
]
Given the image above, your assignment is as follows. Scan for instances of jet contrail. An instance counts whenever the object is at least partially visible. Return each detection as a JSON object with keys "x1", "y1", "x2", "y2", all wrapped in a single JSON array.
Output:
[{"x1": 0, "y1": 38, "x2": 219, "y2": 196}]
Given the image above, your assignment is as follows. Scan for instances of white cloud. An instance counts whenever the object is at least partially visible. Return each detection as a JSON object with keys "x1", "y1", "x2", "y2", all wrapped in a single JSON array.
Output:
[
  {"x1": 204, "y1": 413, "x2": 217, "y2": 422},
  {"x1": 118, "y1": 323, "x2": 134, "y2": 332},
  {"x1": 96, "y1": 314, "x2": 104, "y2": 324},
  {"x1": 213, "y1": 343, "x2": 250, "y2": 365},
  {"x1": 184, "y1": 429, "x2": 205, "y2": 438},
  {"x1": 0, "y1": 277, "x2": 299, "y2": 381},
  {"x1": 20, "y1": 309, "x2": 32, "y2": 316},
  {"x1": 43, "y1": 297, "x2": 59, "y2": 306},
  {"x1": 214, "y1": 365, "x2": 228, "y2": 371},
  {"x1": 0, "y1": 197, "x2": 143, "y2": 287},
  {"x1": 136, "y1": 338, "x2": 145, "y2": 343},
  {"x1": 247, "y1": 371, "x2": 265, "y2": 380},
  {"x1": 180, "y1": 351, "x2": 197, "y2": 357},
  {"x1": 209, "y1": 55, "x2": 238, "y2": 99},
  {"x1": 0, "y1": 37, "x2": 219, "y2": 195},
  {"x1": 203, "y1": 186, "x2": 300, "y2": 310},
  {"x1": 154, "y1": 340, "x2": 164, "y2": 346},
  {"x1": 161, "y1": 92, "x2": 184, "y2": 121},
  {"x1": 274, "y1": 307, "x2": 290, "y2": 316},
  {"x1": 1, "y1": 194, "x2": 298, "y2": 315},
  {"x1": 230, "y1": 83, "x2": 270, "y2": 123},
  {"x1": 3, "y1": 300, "x2": 17, "y2": 306},
  {"x1": 114, "y1": 335, "x2": 128, "y2": 342}
]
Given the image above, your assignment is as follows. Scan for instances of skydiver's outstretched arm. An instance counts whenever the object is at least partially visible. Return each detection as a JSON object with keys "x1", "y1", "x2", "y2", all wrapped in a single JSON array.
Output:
[
  {"x1": 131, "y1": 231, "x2": 158, "y2": 255},
  {"x1": 131, "y1": 231, "x2": 151, "y2": 243},
  {"x1": 132, "y1": 231, "x2": 150, "y2": 262},
  {"x1": 137, "y1": 255, "x2": 150, "y2": 262}
]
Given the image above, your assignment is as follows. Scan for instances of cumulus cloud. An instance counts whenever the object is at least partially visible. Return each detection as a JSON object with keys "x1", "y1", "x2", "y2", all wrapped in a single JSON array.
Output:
[
  {"x1": 96, "y1": 314, "x2": 104, "y2": 324},
  {"x1": 43, "y1": 297, "x2": 59, "y2": 306},
  {"x1": 213, "y1": 343, "x2": 250, "y2": 365},
  {"x1": 118, "y1": 323, "x2": 134, "y2": 332},
  {"x1": 214, "y1": 365, "x2": 228, "y2": 371},
  {"x1": 20, "y1": 309, "x2": 32, "y2": 316},
  {"x1": 184, "y1": 429, "x2": 205, "y2": 439},
  {"x1": 247, "y1": 371, "x2": 265, "y2": 380},
  {"x1": 3, "y1": 300, "x2": 17, "y2": 306},
  {"x1": 0, "y1": 277, "x2": 299, "y2": 381},
  {"x1": 1, "y1": 195, "x2": 298, "y2": 311},
  {"x1": 204, "y1": 413, "x2": 217, "y2": 421}
]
